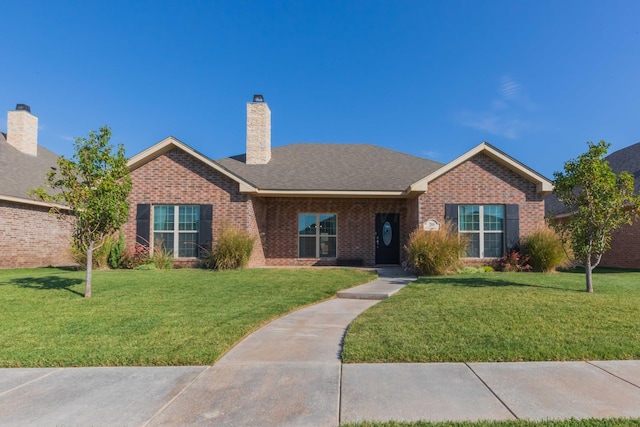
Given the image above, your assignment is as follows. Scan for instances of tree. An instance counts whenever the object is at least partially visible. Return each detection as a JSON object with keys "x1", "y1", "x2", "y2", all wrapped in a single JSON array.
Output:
[
  {"x1": 31, "y1": 126, "x2": 132, "y2": 298},
  {"x1": 550, "y1": 141, "x2": 639, "y2": 292}
]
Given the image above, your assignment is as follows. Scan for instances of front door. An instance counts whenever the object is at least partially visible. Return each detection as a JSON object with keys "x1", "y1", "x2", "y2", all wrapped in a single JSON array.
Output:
[{"x1": 375, "y1": 213, "x2": 400, "y2": 265}]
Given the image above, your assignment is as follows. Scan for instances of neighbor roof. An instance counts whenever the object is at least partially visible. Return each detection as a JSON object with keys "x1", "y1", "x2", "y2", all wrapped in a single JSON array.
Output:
[
  {"x1": 545, "y1": 141, "x2": 640, "y2": 216},
  {"x1": 216, "y1": 143, "x2": 444, "y2": 195},
  {"x1": 0, "y1": 133, "x2": 65, "y2": 207}
]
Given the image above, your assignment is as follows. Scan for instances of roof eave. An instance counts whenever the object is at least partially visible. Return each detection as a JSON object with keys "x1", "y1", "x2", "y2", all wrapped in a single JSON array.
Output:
[
  {"x1": 240, "y1": 189, "x2": 416, "y2": 198},
  {"x1": 0, "y1": 194, "x2": 70, "y2": 211}
]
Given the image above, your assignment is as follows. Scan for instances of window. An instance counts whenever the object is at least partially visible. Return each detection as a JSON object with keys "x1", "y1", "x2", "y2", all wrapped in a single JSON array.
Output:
[
  {"x1": 298, "y1": 213, "x2": 337, "y2": 258},
  {"x1": 459, "y1": 205, "x2": 504, "y2": 258},
  {"x1": 153, "y1": 205, "x2": 200, "y2": 258}
]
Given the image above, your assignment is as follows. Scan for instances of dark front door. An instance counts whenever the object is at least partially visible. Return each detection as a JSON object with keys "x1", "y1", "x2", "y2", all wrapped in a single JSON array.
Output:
[{"x1": 375, "y1": 213, "x2": 400, "y2": 265}]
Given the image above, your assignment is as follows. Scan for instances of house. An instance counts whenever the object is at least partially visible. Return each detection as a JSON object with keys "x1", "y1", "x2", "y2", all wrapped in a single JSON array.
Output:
[
  {"x1": 0, "y1": 105, "x2": 74, "y2": 268},
  {"x1": 124, "y1": 95, "x2": 553, "y2": 267},
  {"x1": 546, "y1": 142, "x2": 640, "y2": 269}
]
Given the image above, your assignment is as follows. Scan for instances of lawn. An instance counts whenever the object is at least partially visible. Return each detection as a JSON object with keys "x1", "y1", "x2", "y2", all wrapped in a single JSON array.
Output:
[
  {"x1": 341, "y1": 418, "x2": 640, "y2": 427},
  {"x1": 342, "y1": 269, "x2": 640, "y2": 363},
  {"x1": 0, "y1": 267, "x2": 374, "y2": 367}
]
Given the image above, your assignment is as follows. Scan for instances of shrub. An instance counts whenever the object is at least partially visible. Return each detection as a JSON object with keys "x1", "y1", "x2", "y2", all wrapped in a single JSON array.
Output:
[
  {"x1": 150, "y1": 246, "x2": 173, "y2": 270},
  {"x1": 406, "y1": 224, "x2": 468, "y2": 276},
  {"x1": 120, "y1": 243, "x2": 150, "y2": 269},
  {"x1": 495, "y1": 249, "x2": 532, "y2": 272},
  {"x1": 523, "y1": 227, "x2": 571, "y2": 273},
  {"x1": 70, "y1": 234, "x2": 114, "y2": 269},
  {"x1": 108, "y1": 230, "x2": 126, "y2": 269},
  {"x1": 201, "y1": 227, "x2": 255, "y2": 270}
]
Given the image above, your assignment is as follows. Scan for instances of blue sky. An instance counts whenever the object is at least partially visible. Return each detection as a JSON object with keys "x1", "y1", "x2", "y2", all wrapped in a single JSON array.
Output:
[{"x1": 2, "y1": 1, "x2": 639, "y2": 178}]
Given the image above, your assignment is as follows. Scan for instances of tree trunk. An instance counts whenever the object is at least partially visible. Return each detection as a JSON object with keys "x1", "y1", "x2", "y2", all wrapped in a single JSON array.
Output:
[
  {"x1": 85, "y1": 241, "x2": 93, "y2": 298},
  {"x1": 585, "y1": 257, "x2": 593, "y2": 293}
]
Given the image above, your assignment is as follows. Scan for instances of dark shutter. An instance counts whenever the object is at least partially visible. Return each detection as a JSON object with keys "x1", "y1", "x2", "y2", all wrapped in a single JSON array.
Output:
[
  {"x1": 505, "y1": 204, "x2": 520, "y2": 251},
  {"x1": 444, "y1": 204, "x2": 459, "y2": 228},
  {"x1": 199, "y1": 204, "x2": 213, "y2": 252},
  {"x1": 136, "y1": 204, "x2": 151, "y2": 246}
]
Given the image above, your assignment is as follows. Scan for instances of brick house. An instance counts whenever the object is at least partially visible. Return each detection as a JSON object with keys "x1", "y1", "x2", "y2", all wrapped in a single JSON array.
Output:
[
  {"x1": 125, "y1": 96, "x2": 553, "y2": 267},
  {"x1": 546, "y1": 142, "x2": 640, "y2": 269},
  {"x1": 0, "y1": 105, "x2": 74, "y2": 268}
]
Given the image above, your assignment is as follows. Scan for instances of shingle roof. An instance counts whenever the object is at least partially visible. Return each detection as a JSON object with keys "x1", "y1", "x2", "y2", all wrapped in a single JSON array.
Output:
[
  {"x1": 0, "y1": 135, "x2": 60, "y2": 201},
  {"x1": 545, "y1": 142, "x2": 640, "y2": 215},
  {"x1": 215, "y1": 143, "x2": 444, "y2": 192}
]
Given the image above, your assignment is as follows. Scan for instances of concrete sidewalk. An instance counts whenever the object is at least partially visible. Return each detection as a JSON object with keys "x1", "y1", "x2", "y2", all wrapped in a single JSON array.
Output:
[{"x1": 2, "y1": 268, "x2": 640, "y2": 426}]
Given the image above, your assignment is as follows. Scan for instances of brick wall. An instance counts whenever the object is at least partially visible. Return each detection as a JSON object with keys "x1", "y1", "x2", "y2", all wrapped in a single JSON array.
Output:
[
  {"x1": 418, "y1": 153, "x2": 546, "y2": 261},
  {"x1": 260, "y1": 197, "x2": 415, "y2": 266},
  {"x1": 124, "y1": 148, "x2": 262, "y2": 266},
  {"x1": 600, "y1": 220, "x2": 640, "y2": 269},
  {"x1": 0, "y1": 200, "x2": 75, "y2": 268}
]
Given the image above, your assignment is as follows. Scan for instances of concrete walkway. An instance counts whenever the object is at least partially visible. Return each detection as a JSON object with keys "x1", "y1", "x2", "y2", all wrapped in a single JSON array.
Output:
[{"x1": 2, "y1": 268, "x2": 640, "y2": 426}]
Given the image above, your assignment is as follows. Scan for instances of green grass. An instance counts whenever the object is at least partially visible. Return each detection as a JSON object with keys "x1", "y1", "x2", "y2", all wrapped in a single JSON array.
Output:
[
  {"x1": 0, "y1": 267, "x2": 374, "y2": 367},
  {"x1": 342, "y1": 269, "x2": 640, "y2": 363},
  {"x1": 340, "y1": 418, "x2": 640, "y2": 427}
]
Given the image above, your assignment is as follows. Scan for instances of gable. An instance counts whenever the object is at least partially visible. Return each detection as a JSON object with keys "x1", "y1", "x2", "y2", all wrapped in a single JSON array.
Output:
[{"x1": 413, "y1": 142, "x2": 553, "y2": 195}]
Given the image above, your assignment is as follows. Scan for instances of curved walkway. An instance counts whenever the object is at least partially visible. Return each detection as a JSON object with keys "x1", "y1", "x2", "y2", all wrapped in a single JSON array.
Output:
[{"x1": 2, "y1": 268, "x2": 640, "y2": 426}]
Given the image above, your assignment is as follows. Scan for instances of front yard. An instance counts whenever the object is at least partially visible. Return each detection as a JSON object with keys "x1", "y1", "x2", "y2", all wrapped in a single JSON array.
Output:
[
  {"x1": 0, "y1": 267, "x2": 374, "y2": 367},
  {"x1": 342, "y1": 269, "x2": 640, "y2": 363}
]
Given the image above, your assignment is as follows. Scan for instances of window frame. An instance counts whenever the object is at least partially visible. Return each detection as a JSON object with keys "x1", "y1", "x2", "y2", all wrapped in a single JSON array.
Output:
[
  {"x1": 298, "y1": 213, "x2": 338, "y2": 259},
  {"x1": 152, "y1": 205, "x2": 200, "y2": 258},
  {"x1": 458, "y1": 205, "x2": 505, "y2": 258}
]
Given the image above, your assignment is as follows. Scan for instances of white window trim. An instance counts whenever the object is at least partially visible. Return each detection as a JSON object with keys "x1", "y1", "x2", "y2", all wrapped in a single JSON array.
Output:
[
  {"x1": 459, "y1": 205, "x2": 504, "y2": 258},
  {"x1": 152, "y1": 205, "x2": 199, "y2": 258},
  {"x1": 298, "y1": 213, "x2": 338, "y2": 259}
]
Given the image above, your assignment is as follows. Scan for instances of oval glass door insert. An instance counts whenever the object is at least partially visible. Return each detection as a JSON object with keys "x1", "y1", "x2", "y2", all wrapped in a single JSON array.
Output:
[{"x1": 382, "y1": 221, "x2": 392, "y2": 246}]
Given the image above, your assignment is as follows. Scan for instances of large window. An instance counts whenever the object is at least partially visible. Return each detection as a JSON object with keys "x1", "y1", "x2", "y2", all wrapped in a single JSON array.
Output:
[
  {"x1": 153, "y1": 205, "x2": 200, "y2": 258},
  {"x1": 298, "y1": 213, "x2": 337, "y2": 258},
  {"x1": 459, "y1": 205, "x2": 504, "y2": 258}
]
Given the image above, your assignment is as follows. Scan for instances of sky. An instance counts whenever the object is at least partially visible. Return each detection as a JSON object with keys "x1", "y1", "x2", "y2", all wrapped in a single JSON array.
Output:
[{"x1": 1, "y1": 0, "x2": 639, "y2": 179}]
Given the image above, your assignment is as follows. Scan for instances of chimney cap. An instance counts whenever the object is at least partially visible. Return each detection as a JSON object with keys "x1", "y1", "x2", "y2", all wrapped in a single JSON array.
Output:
[
  {"x1": 15, "y1": 104, "x2": 31, "y2": 113},
  {"x1": 252, "y1": 94, "x2": 264, "y2": 103}
]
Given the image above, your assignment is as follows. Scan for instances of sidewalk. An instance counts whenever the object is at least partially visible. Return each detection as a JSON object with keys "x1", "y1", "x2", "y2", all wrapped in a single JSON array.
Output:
[{"x1": 1, "y1": 268, "x2": 640, "y2": 426}]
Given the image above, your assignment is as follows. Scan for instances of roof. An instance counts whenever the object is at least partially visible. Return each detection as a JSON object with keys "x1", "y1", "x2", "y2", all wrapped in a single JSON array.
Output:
[
  {"x1": 215, "y1": 143, "x2": 444, "y2": 196},
  {"x1": 0, "y1": 133, "x2": 66, "y2": 208},
  {"x1": 545, "y1": 141, "x2": 640, "y2": 216}
]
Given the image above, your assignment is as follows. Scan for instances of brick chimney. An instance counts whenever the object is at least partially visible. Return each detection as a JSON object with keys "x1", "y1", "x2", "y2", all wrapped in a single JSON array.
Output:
[
  {"x1": 246, "y1": 94, "x2": 271, "y2": 164},
  {"x1": 7, "y1": 104, "x2": 38, "y2": 156}
]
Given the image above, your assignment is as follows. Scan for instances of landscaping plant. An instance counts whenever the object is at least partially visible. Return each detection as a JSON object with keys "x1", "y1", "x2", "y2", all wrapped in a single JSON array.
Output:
[
  {"x1": 406, "y1": 224, "x2": 467, "y2": 275},
  {"x1": 523, "y1": 227, "x2": 571, "y2": 272},
  {"x1": 205, "y1": 226, "x2": 255, "y2": 270}
]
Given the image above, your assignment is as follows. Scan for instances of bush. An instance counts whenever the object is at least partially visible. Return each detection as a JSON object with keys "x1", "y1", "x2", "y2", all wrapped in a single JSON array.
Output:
[
  {"x1": 108, "y1": 230, "x2": 126, "y2": 269},
  {"x1": 70, "y1": 234, "x2": 114, "y2": 269},
  {"x1": 120, "y1": 243, "x2": 150, "y2": 269},
  {"x1": 495, "y1": 249, "x2": 532, "y2": 272},
  {"x1": 149, "y1": 246, "x2": 173, "y2": 270},
  {"x1": 201, "y1": 227, "x2": 255, "y2": 270},
  {"x1": 523, "y1": 227, "x2": 571, "y2": 273},
  {"x1": 406, "y1": 224, "x2": 468, "y2": 276}
]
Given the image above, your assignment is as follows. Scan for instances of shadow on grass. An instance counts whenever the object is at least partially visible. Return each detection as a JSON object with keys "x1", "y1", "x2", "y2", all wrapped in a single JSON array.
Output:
[
  {"x1": 7, "y1": 276, "x2": 84, "y2": 297},
  {"x1": 415, "y1": 276, "x2": 582, "y2": 292}
]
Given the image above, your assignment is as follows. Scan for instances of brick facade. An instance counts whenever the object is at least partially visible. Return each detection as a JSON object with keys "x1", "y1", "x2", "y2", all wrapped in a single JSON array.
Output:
[
  {"x1": 0, "y1": 200, "x2": 75, "y2": 268},
  {"x1": 260, "y1": 197, "x2": 414, "y2": 266},
  {"x1": 124, "y1": 148, "x2": 264, "y2": 267},
  {"x1": 417, "y1": 153, "x2": 546, "y2": 262},
  {"x1": 600, "y1": 220, "x2": 640, "y2": 269}
]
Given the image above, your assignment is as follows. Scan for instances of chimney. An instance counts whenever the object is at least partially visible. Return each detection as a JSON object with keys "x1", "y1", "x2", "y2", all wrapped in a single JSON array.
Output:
[
  {"x1": 7, "y1": 104, "x2": 38, "y2": 156},
  {"x1": 246, "y1": 94, "x2": 271, "y2": 164}
]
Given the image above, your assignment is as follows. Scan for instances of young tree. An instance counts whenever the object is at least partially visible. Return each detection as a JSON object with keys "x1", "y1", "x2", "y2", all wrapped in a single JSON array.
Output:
[
  {"x1": 550, "y1": 141, "x2": 639, "y2": 292},
  {"x1": 31, "y1": 126, "x2": 132, "y2": 298}
]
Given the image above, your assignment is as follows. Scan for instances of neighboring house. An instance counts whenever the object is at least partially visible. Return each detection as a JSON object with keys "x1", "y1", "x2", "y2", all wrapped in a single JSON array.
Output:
[
  {"x1": 546, "y1": 142, "x2": 640, "y2": 269},
  {"x1": 0, "y1": 105, "x2": 74, "y2": 268},
  {"x1": 124, "y1": 96, "x2": 552, "y2": 267}
]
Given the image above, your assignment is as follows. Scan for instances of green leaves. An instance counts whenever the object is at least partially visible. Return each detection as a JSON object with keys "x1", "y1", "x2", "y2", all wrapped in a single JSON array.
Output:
[{"x1": 550, "y1": 141, "x2": 640, "y2": 291}]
